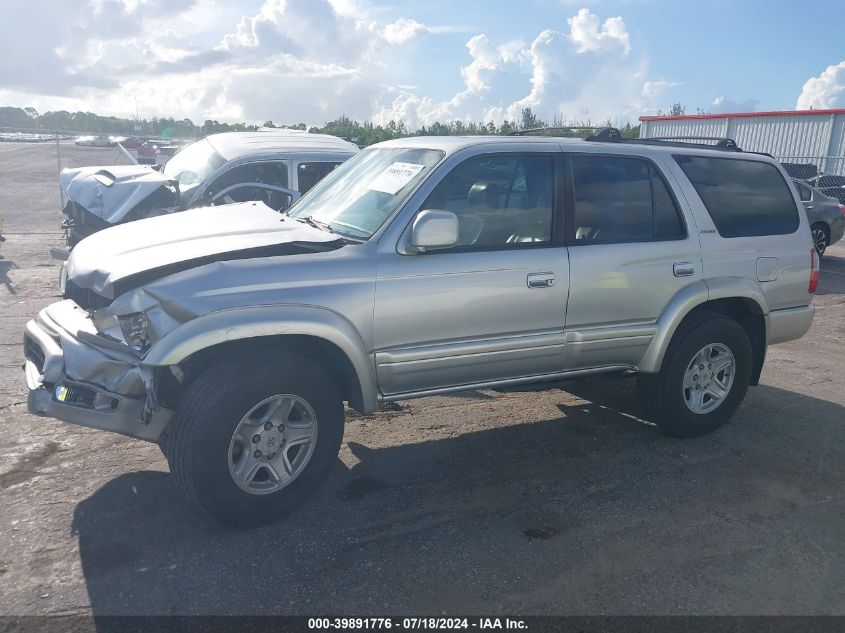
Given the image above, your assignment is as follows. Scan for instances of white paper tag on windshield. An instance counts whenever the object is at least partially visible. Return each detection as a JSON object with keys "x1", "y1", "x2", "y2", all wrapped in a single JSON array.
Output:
[{"x1": 367, "y1": 162, "x2": 425, "y2": 195}]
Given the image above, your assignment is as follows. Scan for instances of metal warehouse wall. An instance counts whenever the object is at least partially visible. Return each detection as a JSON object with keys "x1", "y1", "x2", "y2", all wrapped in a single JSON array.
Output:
[{"x1": 640, "y1": 110, "x2": 845, "y2": 175}]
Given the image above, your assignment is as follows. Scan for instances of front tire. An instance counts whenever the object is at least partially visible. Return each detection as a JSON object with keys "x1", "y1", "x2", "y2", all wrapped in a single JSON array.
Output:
[
  {"x1": 165, "y1": 352, "x2": 344, "y2": 527},
  {"x1": 638, "y1": 313, "x2": 752, "y2": 437}
]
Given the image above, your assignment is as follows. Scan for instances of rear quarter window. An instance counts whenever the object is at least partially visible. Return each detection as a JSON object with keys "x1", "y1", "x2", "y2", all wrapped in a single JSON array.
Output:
[{"x1": 674, "y1": 155, "x2": 799, "y2": 238}]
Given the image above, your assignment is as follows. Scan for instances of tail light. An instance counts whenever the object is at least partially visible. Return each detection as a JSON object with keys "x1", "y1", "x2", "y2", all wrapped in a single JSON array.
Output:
[
  {"x1": 809, "y1": 247, "x2": 820, "y2": 294},
  {"x1": 838, "y1": 204, "x2": 845, "y2": 217}
]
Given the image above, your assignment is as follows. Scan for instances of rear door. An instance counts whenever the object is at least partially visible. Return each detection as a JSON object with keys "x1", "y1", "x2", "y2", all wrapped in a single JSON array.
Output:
[
  {"x1": 562, "y1": 152, "x2": 701, "y2": 369},
  {"x1": 294, "y1": 161, "x2": 343, "y2": 195},
  {"x1": 669, "y1": 154, "x2": 807, "y2": 310}
]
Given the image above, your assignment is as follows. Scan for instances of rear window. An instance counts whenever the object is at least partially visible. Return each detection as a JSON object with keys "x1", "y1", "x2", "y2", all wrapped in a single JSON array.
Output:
[{"x1": 674, "y1": 155, "x2": 799, "y2": 238}]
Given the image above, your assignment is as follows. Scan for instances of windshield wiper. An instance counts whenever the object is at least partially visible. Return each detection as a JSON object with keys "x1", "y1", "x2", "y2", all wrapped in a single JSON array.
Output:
[
  {"x1": 292, "y1": 214, "x2": 363, "y2": 243},
  {"x1": 300, "y1": 216, "x2": 334, "y2": 234}
]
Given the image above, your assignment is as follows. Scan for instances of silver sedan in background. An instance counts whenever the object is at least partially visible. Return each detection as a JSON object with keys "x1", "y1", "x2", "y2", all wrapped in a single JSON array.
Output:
[{"x1": 793, "y1": 179, "x2": 845, "y2": 256}]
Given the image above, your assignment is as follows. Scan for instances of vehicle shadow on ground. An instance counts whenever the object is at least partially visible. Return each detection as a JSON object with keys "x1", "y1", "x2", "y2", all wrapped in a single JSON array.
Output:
[
  {"x1": 0, "y1": 256, "x2": 17, "y2": 295},
  {"x1": 72, "y1": 381, "x2": 845, "y2": 617},
  {"x1": 818, "y1": 252, "x2": 845, "y2": 295}
]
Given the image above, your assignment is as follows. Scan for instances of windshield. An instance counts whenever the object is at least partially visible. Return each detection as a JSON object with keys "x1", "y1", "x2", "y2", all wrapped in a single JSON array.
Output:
[
  {"x1": 163, "y1": 138, "x2": 226, "y2": 201},
  {"x1": 288, "y1": 147, "x2": 444, "y2": 240}
]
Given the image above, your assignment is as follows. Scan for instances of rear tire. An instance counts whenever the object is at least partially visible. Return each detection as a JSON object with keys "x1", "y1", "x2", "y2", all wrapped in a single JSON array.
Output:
[
  {"x1": 638, "y1": 313, "x2": 752, "y2": 437},
  {"x1": 165, "y1": 352, "x2": 344, "y2": 527},
  {"x1": 811, "y1": 223, "x2": 829, "y2": 257}
]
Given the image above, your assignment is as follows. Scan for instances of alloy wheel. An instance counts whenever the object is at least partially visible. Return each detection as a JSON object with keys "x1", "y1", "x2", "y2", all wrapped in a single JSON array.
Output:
[
  {"x1": 227, "y1": 394, "x2": 318, "y2": 495},
  {"x1": 812, "y1": 227, "x2": 828, "y2": 257},
  {"x1": 682, "y1": 343, "x2": 736, "y2": 414}
]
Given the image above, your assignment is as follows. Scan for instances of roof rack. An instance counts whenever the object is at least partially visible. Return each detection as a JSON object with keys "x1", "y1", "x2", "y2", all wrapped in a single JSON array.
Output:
[
  {"x1": 586, "y1": 129, "x2": 743, "y2": 151},
  {"x1": 509, "y1": 126, "x2": 610, "y2": 137},
  {"x1": 510, "y1": 126, "x2": 744, "y2": 152},
  {"x1": 639, "y1": 135, "x2": 741, "y2": 151}
]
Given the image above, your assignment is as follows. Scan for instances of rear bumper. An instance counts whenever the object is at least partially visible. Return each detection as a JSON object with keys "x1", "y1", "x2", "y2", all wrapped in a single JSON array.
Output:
[
  {"x1": 767, "y1": 304, "x2": 815, "y2": 345},
  {"x1": 24, "y1": 300, "x2": 171, "y2": 442}
]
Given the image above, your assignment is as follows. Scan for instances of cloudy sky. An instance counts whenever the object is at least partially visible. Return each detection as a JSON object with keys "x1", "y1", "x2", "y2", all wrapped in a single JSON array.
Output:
[{"x1": 1, "y1": 0, "x2": 844, "y2": 127}]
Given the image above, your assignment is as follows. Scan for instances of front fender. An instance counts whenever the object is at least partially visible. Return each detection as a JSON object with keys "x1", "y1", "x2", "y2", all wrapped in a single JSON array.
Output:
[
  {"x1": 142, "y1": 304, "x2": 378, "y2": 413},
  {"x1": 637, "y1": 278, "x2": 769, "y2": 374}
]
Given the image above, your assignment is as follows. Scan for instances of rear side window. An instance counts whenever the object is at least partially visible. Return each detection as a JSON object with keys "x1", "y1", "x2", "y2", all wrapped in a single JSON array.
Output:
[
  {"x1": 570, "y1": 155, "x2": 685, "y2": 244},
  {"x1": 796, "y1": 182, "x2": 812, "y2": 202},
  {"x1": 298, "y1": 162, "x2": 341, "y2": 195},
  {"x1": 674, "y1": 155, "x2": 799, "y2": 238}
]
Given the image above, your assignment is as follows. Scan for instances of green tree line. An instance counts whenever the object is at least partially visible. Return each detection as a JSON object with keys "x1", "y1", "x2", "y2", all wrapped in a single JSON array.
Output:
[{"x1": 0, "y1": 106, "x2": 640, "y2": 145}]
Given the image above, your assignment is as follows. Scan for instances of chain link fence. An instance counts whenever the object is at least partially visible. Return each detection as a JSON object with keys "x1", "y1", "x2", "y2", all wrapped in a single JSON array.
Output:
[
  {"x1": 0, "y1": 128, "x2": 180, "y2": 245},
  {"x1": 777, "y1": 156, "x2": 845, "y2": 203}
]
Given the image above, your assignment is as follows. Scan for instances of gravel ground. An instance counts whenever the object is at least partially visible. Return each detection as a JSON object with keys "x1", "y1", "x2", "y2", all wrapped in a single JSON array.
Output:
[{"x1": 0, "y1": 142, "x2": 844, "y2": 617}]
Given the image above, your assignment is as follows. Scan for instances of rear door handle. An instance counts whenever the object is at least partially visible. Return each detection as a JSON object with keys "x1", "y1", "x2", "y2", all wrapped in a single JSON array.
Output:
[
  {"x1": 673, "y1": 262, "x2": 695, "y2": 277},
  {"x1": 805, "y1": 205, "x2": 814, "y2": 211},
  {"x1": 527, "y1": 272, "x2": 555, "y2": 288}
]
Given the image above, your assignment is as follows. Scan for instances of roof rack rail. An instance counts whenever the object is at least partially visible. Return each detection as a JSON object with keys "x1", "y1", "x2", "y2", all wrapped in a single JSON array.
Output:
[
  {"x1": 623, "y1": 135, "x2": 742, "y2": 151},
  {"x1": 509, "y1": 126, "x2": 613, "y2": 137},
  {"x1": 509, "y1": 126, "x2": 745, "y2": 152}
]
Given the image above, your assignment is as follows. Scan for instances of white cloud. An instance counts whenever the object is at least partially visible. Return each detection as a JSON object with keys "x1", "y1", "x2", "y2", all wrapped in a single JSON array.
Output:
[
  {"x1": 642, "y1": 80, "x2": 681, "y2": 99},
  {"x1": 0, "y1": 2, "x2": 679, "y2": 129},
  {"x1": 382, "y1": 18, "x2": 428, "y2": 45},
  {"x1": 0, "y1": 0, "x2": 450, "y2": 124},
  {"x1": 710, "y1": 95, "x2": 759, "y2": 113},
  {"x1": 375, "y1": 8, "x2": 659, "y2": 129},
  {"x1": 567, "y1": 8, "x2": 630, "y2": 55},
  {"x1": 797, "y1": 61, "x2": 845, "y2": 110}
]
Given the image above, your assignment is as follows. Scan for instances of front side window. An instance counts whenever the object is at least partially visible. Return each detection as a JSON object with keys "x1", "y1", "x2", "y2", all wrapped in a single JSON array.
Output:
[
  {"x1": 674, "y1": 155, "x2": 799, "y2": 238},
  {"x1": 289, "y1": 148, "x2": 443, "y2": 240},
  {"x1": 207, "y1": 161, "x2": 289, "y2": 197},
  {"x1": 421, "y1": 154, "x2": 554, "y2": 249},
  {"x1": 211, "y1": 185, "x2": 293, "y2": 211},
  {"x1": 571, "y1": 155, "x2": 685, "y2": 244},
  {"x1": 163, "y1": 138, "x2": 226, "y2": 202}
]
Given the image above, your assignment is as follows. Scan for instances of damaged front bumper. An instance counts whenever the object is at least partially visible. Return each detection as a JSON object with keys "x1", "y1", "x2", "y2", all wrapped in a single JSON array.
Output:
[{"x1": 23, "y1": 300, "x2": 172, "y2": 442}]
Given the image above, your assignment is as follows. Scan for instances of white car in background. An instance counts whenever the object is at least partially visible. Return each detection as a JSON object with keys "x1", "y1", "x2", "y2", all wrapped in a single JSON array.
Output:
[
  {"x1": 74, "y1": 135, "x2": 117, "y2": 148},
  {"x1": 60, "y1": 129, "x2": 359, "y2": 245}
]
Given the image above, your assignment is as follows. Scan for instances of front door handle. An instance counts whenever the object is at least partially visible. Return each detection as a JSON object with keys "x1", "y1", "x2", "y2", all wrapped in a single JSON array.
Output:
[
  {"x1": 673, "y1": 262, "x2": 695, "y2": 277},
  {"x1": 527, "y1": 272, "x2": 555, "y2": 288}
]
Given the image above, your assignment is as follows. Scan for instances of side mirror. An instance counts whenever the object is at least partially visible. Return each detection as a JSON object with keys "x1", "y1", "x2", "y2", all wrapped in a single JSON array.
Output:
[{"x1": 410, "y1": 210, "x2": 459, "y2": 252}]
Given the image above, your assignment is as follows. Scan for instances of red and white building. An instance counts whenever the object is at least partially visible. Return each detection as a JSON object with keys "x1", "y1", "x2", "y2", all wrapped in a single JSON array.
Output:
[{"x1": 639, "y1": 109, "x2": 845, "y2": 176}]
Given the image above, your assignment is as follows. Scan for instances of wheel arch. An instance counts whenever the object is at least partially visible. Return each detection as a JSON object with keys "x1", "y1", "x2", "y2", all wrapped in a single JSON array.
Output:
[
  {"x1": 143, "y1": 305, "x2": 378, "y2": 414},
  {"x1": 638, "y1": 279, "x2": 768, "y2": 385}
]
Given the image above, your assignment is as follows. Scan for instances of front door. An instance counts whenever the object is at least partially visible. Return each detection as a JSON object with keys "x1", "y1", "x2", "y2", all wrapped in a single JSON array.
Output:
[{"x1": 373, "y1": 151, "x2": 570, "y2": 397}]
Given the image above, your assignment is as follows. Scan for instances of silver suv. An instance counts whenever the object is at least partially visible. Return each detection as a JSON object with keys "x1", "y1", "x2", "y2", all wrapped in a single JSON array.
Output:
[{"x1": 24, "y1": 131, "x2": 818, "y2": 526}]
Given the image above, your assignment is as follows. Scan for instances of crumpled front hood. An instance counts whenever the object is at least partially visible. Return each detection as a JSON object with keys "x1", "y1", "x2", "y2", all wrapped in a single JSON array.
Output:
[
  {"x1": 66, "y1": 202, "x2": 341, "y2": 298},
  {"x1": 61, "y1": 165, "x2": 172, "y2": 223}
]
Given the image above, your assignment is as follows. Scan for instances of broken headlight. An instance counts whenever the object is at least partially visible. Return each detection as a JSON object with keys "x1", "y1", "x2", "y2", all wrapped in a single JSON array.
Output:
[{"x1": 118, "y1": 312, "x2": 151, "y2": 351}]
